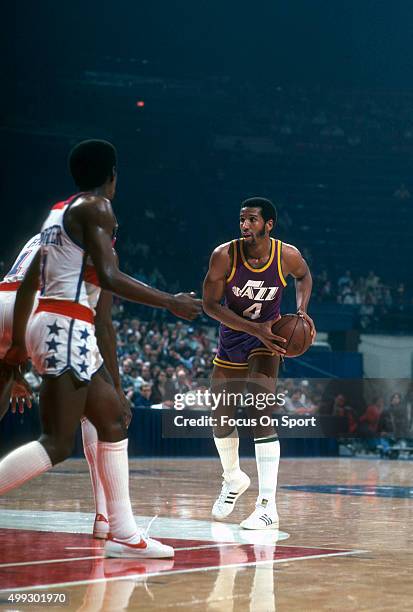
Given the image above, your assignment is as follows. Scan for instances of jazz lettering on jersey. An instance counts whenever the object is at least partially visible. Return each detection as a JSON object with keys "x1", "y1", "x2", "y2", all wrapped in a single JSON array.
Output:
[
  {"x1": 41, "y1": 225, "x2": 63, "y2": 246},
  {"x1": 232, "y1": 280, "x2": 279, "y2": 301}
]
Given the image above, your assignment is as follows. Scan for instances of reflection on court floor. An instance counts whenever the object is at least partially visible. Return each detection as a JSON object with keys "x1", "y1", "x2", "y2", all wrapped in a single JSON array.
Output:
[
  {"x1": 282, "y1": 484, "x2": 413, "y2": 497},
  {"x1": 2, "y1": 457, "x2": 408, "y2": 610},
  {"x1": 0, "y1": 518, "x2": 360, "y2": 595}
]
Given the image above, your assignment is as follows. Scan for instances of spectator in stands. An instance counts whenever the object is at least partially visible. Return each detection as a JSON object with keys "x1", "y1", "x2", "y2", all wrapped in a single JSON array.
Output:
[
  {"x1": 175, "y1": 368, "x2": 191, "y2": 394},
  {"x1": 120, "y1": 358, "x2": 140, "y2": 393},
  {"x1": 340, "y1": 286, "x2": 357, "y2": 305},
  {"x1": 358, "y1": 397, "x2": 384, "y2": 452},
  {"x1": 395, "y1": 283, "x2": 406, "y2": 313},
  {"x1": 284, "y1": 388, "x2": 312, "y2": 414},
  {"x1": 133, "y1": 383, "x2": 153, "y2": 409},
  {"x1": 365, "y1": 271, "x2": 380, "y2": 292},
  {"x1": 359, "y1": 294, "x2": 376, "y2": 329},
  {"x1": 140, "y1": 364, "x2": 152, "y2": 385},
  {"x1": 338, "y1": 270, "x2": 353, "y2": 289},
  {"x1": 332, "y1": 394, "x2": 358, "y2": 434},
  {"x1": 375, "y1": 394, "x2": 398, "y2": 453},
  {"x1": 405, "y1": 386, "x2": 413, "y2": 435},
  {"x1": 150, "y1": 371, "x2": 173, "y2": 404},
  {"x1": 388, "y1": 392, "x2": 408, "y2": 438}
]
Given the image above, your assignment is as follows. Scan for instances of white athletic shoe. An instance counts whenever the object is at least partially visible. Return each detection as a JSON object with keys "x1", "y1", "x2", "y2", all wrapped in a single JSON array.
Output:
[
  {"x1": 104, "y1": 534, "x2": 174, "y2": 559},
  {"x1": 212, "y1": 472, "x2": 251, "y2": 520},
  {"x1": 93, "y1": 513, "x2": 110, "y2": 540},
  {"x1": 240, "y1": 503, "x2": 279, "y2": 530}
]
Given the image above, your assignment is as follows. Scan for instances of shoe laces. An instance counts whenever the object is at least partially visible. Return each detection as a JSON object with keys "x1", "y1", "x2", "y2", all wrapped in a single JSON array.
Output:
[
  {"x1": 143, "y1": 514, "x2": 159, "y2": 540},
  {"x1": 216, "y1": 480, "x2": 231, "y2": 506}
]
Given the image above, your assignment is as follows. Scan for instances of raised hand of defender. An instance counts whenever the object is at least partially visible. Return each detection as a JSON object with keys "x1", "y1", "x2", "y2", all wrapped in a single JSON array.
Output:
[
  {"x1": 169, "y1": 292, "x2": 202, "y2": 321},
  {"x1": 254, "y1": 318, "x2": 287, "y2": 356}
]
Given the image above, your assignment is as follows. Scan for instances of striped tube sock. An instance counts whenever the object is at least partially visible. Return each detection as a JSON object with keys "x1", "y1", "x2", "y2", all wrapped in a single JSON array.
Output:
[
  {"x1": 81, "y1": 417, "x2": 108, "y2": 518},
  {"x1": 97, "y1": 439, "x2": 140, "y2": 542},
  {"x1": 214, "y1": 429, "x2": 243, "y2": 482},
  {"x1": 0, "y1": 441, "x2": 52, "y2": 495},
  {"x1": 254, "y1": 436, "x2": 280, "y2": 506}
]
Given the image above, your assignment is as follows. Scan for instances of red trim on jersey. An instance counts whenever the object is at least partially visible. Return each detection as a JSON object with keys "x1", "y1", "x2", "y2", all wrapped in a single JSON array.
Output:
[
  {"x1": 35, "y1": 298, "x2": 94, "y2": 324},
  {"x1": 83, "y1": 265, "x2": 100, "y2": 287},
  {"x1": 51, "y1": 193, "x2": 81, "y2": 211},
  {"x1": 51, "y1": 201, "x2": 67, "y2": 210},
  {"x1": 0, "y1": 281, "x2": 22, "y2": 291}
]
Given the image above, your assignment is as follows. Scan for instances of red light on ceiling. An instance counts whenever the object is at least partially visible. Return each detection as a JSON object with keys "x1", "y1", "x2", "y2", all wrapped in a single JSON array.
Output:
[{"x1": 136, "y1": 100, "x2": 145, "y2": 108}]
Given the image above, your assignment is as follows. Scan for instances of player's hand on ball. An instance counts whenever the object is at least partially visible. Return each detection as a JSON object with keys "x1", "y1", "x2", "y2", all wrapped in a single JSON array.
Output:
[
  {"x1": 255, "y1": 319, "x2": 287, "y2": 356},
  {"x1": 169, "y1": 292, "x2": 202, "y2": 321},
  {"x1": 297, "y1": 309, "x2": 316, "y2": 343}
]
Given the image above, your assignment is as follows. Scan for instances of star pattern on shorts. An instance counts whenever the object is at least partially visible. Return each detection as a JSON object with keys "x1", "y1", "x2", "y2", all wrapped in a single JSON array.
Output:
[
  {"x1": 78, "y1": 361, "x2": 89, "y2": 374},
  {"x1": 47, "y1": 321, "x2": 63, "y2": 336},
  {"x1": 46, "y1": 338, "x2": 61, "y2": 352},
  {"x1": 79, "y1": 344, "x2": 89, "y2": 357},
  {"x1": 80, "y1": 328, "x2": 90, "y2": 340},
  {"x1": 45, "y1": 355, "x2": 60, "y2": 369}
]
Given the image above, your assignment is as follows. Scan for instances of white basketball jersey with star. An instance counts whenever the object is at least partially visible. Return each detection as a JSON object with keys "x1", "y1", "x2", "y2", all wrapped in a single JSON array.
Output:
[
  {"x1": 0, "y1": 235, "x2": 42, "y2": 358},
  {"x1": 39, "y1": 193, "x2": 101, "y2": 311},
  {"x1": 2, "y1": 234, "x2": 41, "y2": 284}
]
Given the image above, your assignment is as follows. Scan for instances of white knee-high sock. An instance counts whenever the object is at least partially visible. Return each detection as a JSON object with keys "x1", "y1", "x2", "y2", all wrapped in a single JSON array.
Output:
[
  {"x1": 97, "y1": 439, "x2": 139, "y2": 541},
  {"x1": 254, "y1": 436, "x2": 280, "y2": 507},
  {"x1": 214, "y1": 429, "x2": 243, "y2": 482},
  {"x1": 0, "y1": 441, "x2": 52, "y2": 494},
  {"x1": 81, "y1": 418, "x2": 107, "y2": 518}
]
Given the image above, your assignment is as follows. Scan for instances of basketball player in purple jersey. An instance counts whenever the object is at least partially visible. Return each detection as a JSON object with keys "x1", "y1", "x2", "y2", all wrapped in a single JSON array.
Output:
[{"x1": 203, "y1": 197, "x2": 315, "y2": 529}]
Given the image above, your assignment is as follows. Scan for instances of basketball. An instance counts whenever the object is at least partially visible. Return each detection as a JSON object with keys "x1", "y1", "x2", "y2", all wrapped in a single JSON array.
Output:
[{"x1": 271, "y1": 314, "x2": 312, "y2": 357}]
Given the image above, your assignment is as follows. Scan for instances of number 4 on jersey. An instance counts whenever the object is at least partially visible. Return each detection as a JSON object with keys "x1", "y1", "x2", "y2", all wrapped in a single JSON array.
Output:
[{"x1": 242, "y1": 303, "x2": 262, "y2": 320}]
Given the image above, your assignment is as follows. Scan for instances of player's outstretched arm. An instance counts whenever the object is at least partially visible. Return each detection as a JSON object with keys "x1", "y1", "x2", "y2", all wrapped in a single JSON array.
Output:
[
  {"x1": 281, "y1": 243, "x2": 316, "y2": 339},
  {"x1": 202, "y1": 244, "x2": 286, "y2": 355},
  {"x1": 77, "y1": 198, "x2": 202, "y2": 321}
]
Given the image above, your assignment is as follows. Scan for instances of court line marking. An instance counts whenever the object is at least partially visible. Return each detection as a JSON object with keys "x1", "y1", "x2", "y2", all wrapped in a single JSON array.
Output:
[
  {"x1": 65, "y1": 547, "x2": 103, "y2": 550},
  {"x1": 1, "y1": 542, "x2": 258, "y2": 567},
  {"x1": 174, "y1": 543, "x2": 244, "y2": 551},
  {"x1": 4, "y1": 542, "x2": 345, "y2": 568},
  {"x1": 65, "y1": 543, "x2": 245, "y2": 552},
  {"x1": 0, "y1": 542, "x2": 365, "y2": 569},
  {"x1": 0, "y1": 556, "x2": 103, "y2": 569},
  {"x1": 0, "y1": 549, "x2": 368, "y2": 592}
]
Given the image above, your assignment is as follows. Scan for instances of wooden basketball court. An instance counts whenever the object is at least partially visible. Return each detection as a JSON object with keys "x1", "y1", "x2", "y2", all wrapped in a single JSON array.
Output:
[{"x1": 0, "y1": 456, "x2": 412, "y2": 610}]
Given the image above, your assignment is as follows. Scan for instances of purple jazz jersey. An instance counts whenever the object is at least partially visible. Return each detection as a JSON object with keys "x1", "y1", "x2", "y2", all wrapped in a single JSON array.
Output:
[{"x1": 213, "y1": 238, "x2": 287, "y2": 369}]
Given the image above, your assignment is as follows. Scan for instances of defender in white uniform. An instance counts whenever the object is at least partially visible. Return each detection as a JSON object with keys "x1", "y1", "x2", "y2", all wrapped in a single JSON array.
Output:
[
  {"x1": 0, "y1": 232, "x2": 116, "y2": 539},
  {"x1": 0, "y1": 139, "x2": 201, "y2": 559},
  {"x1": 0, "y1": 234, "x2": 41, "y2": 359},
  {"x1": 27, "y1": 194, "x2": 103, "y2": 381}
]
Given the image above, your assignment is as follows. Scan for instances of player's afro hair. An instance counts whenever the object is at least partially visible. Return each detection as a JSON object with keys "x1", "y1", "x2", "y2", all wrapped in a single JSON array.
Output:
[
  {"x1": 241, "y1": 197, "x2": 277, "y2": 225},
  {"x1": 68, "y1": 139, "x2": 117, "y2": 190}
]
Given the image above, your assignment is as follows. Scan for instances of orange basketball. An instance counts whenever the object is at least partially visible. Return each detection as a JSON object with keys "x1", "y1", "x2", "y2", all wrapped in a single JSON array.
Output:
[{"x1": 271, "y1": 314, "x2": 312, "y2": 357}]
